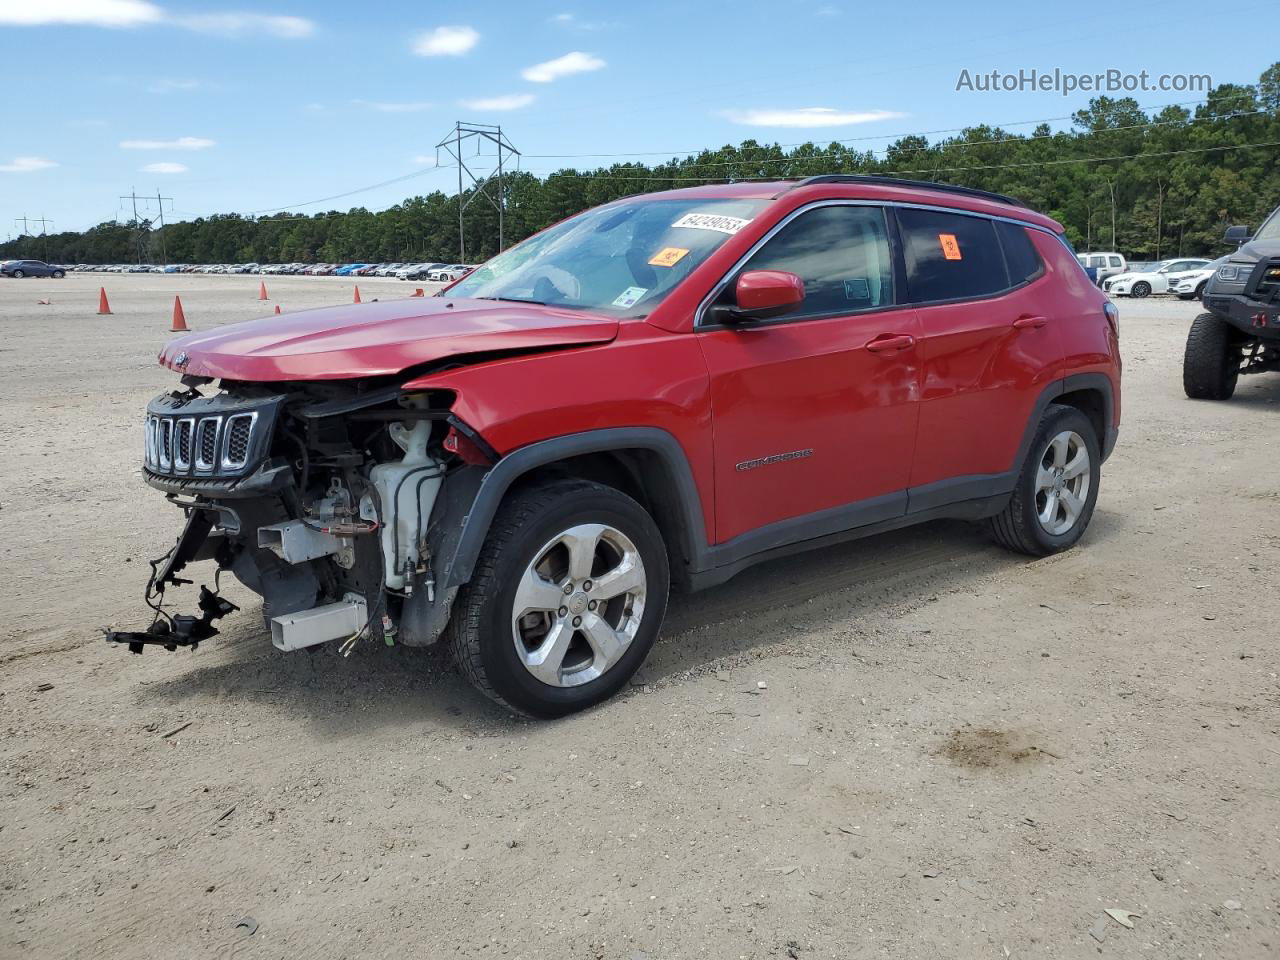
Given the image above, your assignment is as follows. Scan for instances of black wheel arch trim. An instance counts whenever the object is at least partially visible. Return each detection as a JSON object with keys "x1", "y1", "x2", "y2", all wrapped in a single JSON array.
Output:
[{"x1": 438, "y1": 427, "x2": 710, "y2": 590}]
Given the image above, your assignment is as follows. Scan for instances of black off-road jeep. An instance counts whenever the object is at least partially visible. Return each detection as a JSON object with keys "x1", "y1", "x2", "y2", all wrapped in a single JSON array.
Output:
[{"x1": 1183, "y1": 205, "x2": 1280, "y2": 399}]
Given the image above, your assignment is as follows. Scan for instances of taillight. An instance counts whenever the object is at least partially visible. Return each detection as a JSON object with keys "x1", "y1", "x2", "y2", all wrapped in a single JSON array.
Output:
[{"x1": 1103, "y1": 301, "x2": 1119, "y2": 337}]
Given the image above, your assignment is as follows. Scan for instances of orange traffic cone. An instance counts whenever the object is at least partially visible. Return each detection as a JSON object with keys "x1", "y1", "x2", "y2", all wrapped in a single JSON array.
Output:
[
  {"x1": 258, "y1": 281, "x2": 269, "y2": 301},
  {"x1": 353, "y1": 285, "x2": 362, "y2": 304},
  {"x1": 171, "y1": 296, "x2": 188, "y2": 332},
  {"x1": 411, "y1": 287, "x2": 424, "y2": 297},
  {"x1": 274, "y1": 304, "x2": 281, "y2": 314},
  {"x1": 97, "y1": 287, "x2": 112, "y2": 315}
]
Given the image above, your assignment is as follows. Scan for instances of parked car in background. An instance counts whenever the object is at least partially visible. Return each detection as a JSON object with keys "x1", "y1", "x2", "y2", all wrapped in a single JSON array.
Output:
[
  {"x1": 2, "y1": 259, "x2": 67, "y2": 278},
  {"x1": 1102, "y1": 258, "x2": 1211, "y2": 298},
  {"x1": 1076, "y1": 252, "x2": 1126, "y2": 285},
  {"x1": 1170, "y1": 258, "x2": 1224, "y2": 300},
  {"x1": 119, "y1": 175, "x2": 1121, "y2": 716},
  {"x1": 428, "y1": 263, "x2": 469, "y2": 282}
]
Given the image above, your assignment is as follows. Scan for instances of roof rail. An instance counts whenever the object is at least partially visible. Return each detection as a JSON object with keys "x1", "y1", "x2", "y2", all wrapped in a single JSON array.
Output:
[{"x1": 785, "y1": 175, "x2": 1025, "y2": 208}]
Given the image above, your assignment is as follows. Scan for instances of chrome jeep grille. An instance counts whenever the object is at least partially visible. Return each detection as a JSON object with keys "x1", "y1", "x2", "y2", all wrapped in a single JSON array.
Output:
[{"x1": 144, "y1": 410, "x2": 261, "y2": 477}]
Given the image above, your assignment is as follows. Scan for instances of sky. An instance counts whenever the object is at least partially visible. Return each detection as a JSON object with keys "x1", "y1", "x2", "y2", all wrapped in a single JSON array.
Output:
[{"x1": 1, "y1": 0, "x2": 1277, "y2": 236}]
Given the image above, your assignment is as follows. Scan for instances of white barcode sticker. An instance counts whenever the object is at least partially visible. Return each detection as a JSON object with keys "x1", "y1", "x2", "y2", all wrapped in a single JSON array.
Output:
[
  {"x1": 612, "y1": 286, "x2": 648, "y2": 308},
  {"x1": 671, "y1": 213, "x2": 753, "y2": 235}
]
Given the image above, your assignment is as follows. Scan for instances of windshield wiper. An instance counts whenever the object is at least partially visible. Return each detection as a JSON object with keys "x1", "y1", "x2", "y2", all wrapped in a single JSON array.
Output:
[{"x1": 477, "y1": 295, "x2": 548, "y2": 306}]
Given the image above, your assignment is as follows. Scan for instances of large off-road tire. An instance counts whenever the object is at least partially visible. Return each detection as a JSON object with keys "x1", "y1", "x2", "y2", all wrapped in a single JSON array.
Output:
[
  {"x1": 987, "y1": 404, "x2": 1101, "y2": 557},
  {"x1": 449, "y1": 479, "x2": 670, "y2": 718},
  {"x1": 1130, "y1": 281, "x2": 1151, "y2": 298},
  {"x1": 1183, "y1": 313, "x2": 1239, "y2": 400}
]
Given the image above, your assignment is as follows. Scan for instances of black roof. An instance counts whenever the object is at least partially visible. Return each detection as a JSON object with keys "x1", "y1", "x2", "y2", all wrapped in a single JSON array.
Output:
[{"x1": 784, "y1": 175, "x2": 1025, "y2": 209}]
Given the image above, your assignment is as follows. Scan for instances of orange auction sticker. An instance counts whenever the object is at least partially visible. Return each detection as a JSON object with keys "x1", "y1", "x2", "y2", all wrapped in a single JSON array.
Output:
[
  {"x1": 648, "y1": 247, "x2": 690, "y2": 267},
  {"x1": 938, "y1": 233, "x2": 962, "y2": 260}
]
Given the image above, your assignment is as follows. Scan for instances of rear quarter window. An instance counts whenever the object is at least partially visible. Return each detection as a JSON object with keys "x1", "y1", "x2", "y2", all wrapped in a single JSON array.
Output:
[
  {"x1": 995, "y1": 221, "x2": 1044, "y2": 287},
  {"x1": 898, "y1": 208, "x2": 1008, "y2": 303}
]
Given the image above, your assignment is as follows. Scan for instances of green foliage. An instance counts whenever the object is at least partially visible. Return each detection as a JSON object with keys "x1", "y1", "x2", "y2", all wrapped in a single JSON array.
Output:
[{"x1": 7, "y1": 65, "x2": 1279, "y2": 266}]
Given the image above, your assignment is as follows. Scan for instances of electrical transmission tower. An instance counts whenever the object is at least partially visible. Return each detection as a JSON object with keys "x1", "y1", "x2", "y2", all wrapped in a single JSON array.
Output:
[
  {"x1": 13, "y1": 216, "x2": 53, "y2": 259},
  {"x1": 119, "y1": 189, "x2": 172, "y2": 264},
  {"x1": 435, "y1": 121, "x2": 520, "y2": 262}
]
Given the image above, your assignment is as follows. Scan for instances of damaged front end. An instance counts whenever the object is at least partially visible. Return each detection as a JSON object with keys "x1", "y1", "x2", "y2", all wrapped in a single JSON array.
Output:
[{"x1": 106, "y1": 375, "x2": 494, "y2": 656}]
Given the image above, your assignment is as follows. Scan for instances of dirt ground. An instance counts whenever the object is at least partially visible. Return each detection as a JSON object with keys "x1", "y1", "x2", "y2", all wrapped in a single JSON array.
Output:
[{"x1": 1, "y1": 273, "x2": 1277, "y2": 960}]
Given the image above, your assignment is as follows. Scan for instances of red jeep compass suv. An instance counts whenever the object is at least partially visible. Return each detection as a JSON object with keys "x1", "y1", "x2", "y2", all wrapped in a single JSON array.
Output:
[{"x1": 112, "y1": 175, "x2": 1121, "y2": 717}]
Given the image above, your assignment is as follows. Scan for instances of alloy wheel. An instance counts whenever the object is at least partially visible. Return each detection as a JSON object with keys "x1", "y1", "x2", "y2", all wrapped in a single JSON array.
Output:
[
  {"x1": 510, "y1": 523, "x2": 647, "y2": 687},
  {"x1": 1035, "y1": 430, "x2": 1091, "y2": 536}
]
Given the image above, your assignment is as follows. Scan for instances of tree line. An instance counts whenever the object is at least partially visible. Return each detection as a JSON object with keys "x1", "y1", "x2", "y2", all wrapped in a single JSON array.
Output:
[{"x1": 6, "y1": 63, "x2": 1279, "y2": 266}]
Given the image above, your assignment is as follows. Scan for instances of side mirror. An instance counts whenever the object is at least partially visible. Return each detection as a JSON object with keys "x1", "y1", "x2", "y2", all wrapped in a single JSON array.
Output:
[
  {"x1": 720, "y1": 269, "x2": 805, "y2": 323},
  {"x1": 1224, "y1": 224, "x2": 1252, "y2": 245}
]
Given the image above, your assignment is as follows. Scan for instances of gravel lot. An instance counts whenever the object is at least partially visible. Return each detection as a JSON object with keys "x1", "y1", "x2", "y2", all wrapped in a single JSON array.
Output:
[{"x1": 1, "y1": 275, "x2": 1277, "y2": 960}]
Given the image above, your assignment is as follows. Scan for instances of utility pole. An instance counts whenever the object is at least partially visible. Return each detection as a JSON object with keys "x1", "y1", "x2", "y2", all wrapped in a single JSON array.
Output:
[
  {"x1": 435, "y1": 121, "x2": 520, "y2": 262},
  {"x1": 153, "y1": 188, "x2": 173, "y2": 264},
  {"x1": 119, "y1": 189, "x2": 159, "y2": 264},
  {"x1": 14, "y1": 216, "x2": 30, "y2": 257},
  {"x1": 33, "y1": 216, "x2": 53, "y2": 262}
]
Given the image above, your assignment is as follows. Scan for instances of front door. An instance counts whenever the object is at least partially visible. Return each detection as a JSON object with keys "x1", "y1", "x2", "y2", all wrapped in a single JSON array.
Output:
[{"x1": 695, "y1": 203, "x2": 920, "y2": 546}]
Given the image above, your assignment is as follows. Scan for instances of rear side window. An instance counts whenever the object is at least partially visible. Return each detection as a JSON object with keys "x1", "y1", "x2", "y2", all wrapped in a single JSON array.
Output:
[
  {"x1": 898, "y1": 209, "x2": 1007, "y2": 303},
  {"x1": 726, "y1": 204, "x2": 894, "y2": 320},
  {"x1": 1108, "y1": 255, "x2": 1123, "y2": 268},
  {"x1": 996, "y1": 221, "x2": 1044, "y2": 286}
]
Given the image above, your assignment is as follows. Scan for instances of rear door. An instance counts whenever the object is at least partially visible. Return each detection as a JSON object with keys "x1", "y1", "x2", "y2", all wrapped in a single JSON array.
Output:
[
  {"x1": 900, "y1": 209, "x2": 1064, "y2": 506},
  {"x1": 695, "y1": 203, "x2": 920, "y2": 544}
]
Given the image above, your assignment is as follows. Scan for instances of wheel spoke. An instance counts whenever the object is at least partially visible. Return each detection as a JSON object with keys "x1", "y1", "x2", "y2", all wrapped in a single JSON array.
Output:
[
  {"x1": 523, "y1": 621, "x2": 573, "y2": 686},
  {"x1": 580, "y1": 612, "x2": 626, "y2": 669},
  {"x1": 1035, "y1": 463, "x2": 1056, "y2": 493},
  {"x1": 1049, "y1": 434, "x2": 1070, "y2": 468},
  {"x1": 513, "y1": 566, "x2": 564, "y2": 617},
  {"x1": 1059, "y1": 487, "x2": 1083, "y2": 522},
  {"x1": 1062, "y1": 449, "x2": 1089, "y2": 480},
  {"x1": 560, "y1": 525, "x2": 603, "y2": 581},
  {"x1": 1039, "y1": 491, "x2": 1060, "y2": 527},
  {"x1": 591, "y1": 553, "x2": 644, "y2": 600}
]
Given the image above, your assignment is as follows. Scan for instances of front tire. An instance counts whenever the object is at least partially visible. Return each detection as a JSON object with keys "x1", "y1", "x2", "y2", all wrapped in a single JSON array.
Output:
[
  {"x1": 449, "y1": 479, "x2": 670, "y2": 718},
  {"x1": 1183, "y1": 313, "x2": 1239, "y2": 400},
  {"x1": 1131, "y1": 281, "x2": 1151, "y2": 298},
  {"x1": 987, "y1": 404, "x2": 1100, "y2": 557},
  {"x1": 52, "y1": 270, "x2": 64, "y2": 279}
]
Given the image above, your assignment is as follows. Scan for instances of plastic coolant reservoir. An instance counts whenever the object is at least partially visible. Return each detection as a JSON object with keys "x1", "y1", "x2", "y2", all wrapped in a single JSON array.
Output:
[{"x1": 370, "y1": 417, "x2": 443, "y2": 592}]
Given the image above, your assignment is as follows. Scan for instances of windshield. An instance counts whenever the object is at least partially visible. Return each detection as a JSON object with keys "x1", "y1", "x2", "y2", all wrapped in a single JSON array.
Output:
[
  {"x1": 1256, "y1": 206, "x2": 1280, "y2": 244},
  {"x1": 445, "y1": 197, "x2": 769, "y2": 316}
]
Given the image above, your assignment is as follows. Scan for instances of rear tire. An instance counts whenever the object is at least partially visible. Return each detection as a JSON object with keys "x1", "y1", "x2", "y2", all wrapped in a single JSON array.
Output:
[
  {"x1": 1183, "y1": 313, "x2": 1239, "y2": 400},
  {"x1": 987, "y1": 404, "x2": 1100, "y2": 557},
  {"x1": 52, "y1": 270, "x2": 64, "y2": 279},
  {"x1": 11, "y1": 270, "x2": 23, "y2": 278},
  {"x1": 449, "y1": 479, "x2": 670, "y2": 718}
]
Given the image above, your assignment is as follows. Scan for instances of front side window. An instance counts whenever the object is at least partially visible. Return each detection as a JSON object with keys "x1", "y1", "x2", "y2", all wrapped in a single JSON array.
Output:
[
  {"x1": 717, "y1": 204, "x2": 894, "y2": 321},
  {"x1": 899, "y1": 208, "x2": 1008, "y2": 303},
  {"x1": 445, "y1": 197, "x2": 768, "y2": 317},
  {"x1": 1108, "y1": 255, "x2": 1123, "y2": 268}
]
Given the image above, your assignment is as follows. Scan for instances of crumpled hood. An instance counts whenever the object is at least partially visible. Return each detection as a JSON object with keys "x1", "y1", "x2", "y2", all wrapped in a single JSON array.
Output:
[{"x1": 157, "y1": 297, "x2": 619, "y2": 381}]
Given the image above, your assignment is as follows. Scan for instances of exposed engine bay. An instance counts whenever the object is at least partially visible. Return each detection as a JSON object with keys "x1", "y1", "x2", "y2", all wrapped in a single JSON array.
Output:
[{"x1": 105, "y1": 373, "x2": 495, "y2": 656}]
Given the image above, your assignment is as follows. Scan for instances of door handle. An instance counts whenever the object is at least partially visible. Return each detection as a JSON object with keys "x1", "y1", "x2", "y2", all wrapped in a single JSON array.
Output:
[
  {"x1": 865, "y1": 334, "x2": 916, "y2": 353},
  {"x1": 1013, "y1": 315, "x2": 1048, "y2": 329}
]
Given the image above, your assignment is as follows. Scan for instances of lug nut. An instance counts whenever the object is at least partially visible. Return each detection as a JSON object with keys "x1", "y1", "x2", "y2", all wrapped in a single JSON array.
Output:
[
  {"x1": 583, "y1": 580, "x2": 593, "y2": 591},
  {"x1": 563, "y1": 583, "x2": 574, "y2": 595},
  {"x1": 558, "y1": 606, "x2": 567, "y2": 617},
  {"x1": 572, "y1": 616, "x2": 582, "y2": 627},
  {"x1": 587, "y1": 600, "x2": 597, "y2": 611}
]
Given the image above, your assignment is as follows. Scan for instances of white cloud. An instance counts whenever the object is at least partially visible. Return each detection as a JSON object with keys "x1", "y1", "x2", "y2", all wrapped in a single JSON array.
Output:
[
  {"x1": 816, "y1": 4, "x2": 840, "y2": 15},
  {"x1": 522, "y1": 50, "x2": 605, "y2": 83},
  {"x1": 412, "y1": 25, "x2": 478, "y2": 56},
  {"x1": 549, "y1": 12, "x2": 612, "y2": 31},
  {"x1": 722, "y1": 107, "x2": 904, "y2": 128},
  {"x1": 412, "y1": 155, "x2": 438, "y2": 166},
  {"x1": 172, "y1": 12, "x2": 313, "y2": 37},
  {"x1": 354, "y1": 100, "x2": 433, "y2": 113},
  {"x1": 552, "y1": 12, "x2": 574, "y2": 22},
  {"x1": 0, "y1": 156, "x2": 58, "y2": 173},
  {"x1": 142, "y1": 161, "x2": 187, "y2": 173},
  {"x1": 459, "y1": 93, "x2": 536, "y2": 111},
  {"x1": 0, "y1": 0, "x2": 163, "y2": 27},
  {"x1": 0, "y1": 3, "x2": 315, "y2": 37},
  {"x1": 120, "y1": 136, "x2": 215, "y2": 150},
  {"x1": 146, "y1": 76, "x2": 201, "y2": 93}
]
